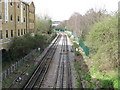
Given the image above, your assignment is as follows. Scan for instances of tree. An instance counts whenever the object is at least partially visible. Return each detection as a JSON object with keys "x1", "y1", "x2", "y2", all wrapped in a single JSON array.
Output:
[
  {"x1": 35, "y1": 15, "x2": 52, "y2": 34},
  {"x1": 57, "y1": 8, "x2": 109, "y2": 41}
]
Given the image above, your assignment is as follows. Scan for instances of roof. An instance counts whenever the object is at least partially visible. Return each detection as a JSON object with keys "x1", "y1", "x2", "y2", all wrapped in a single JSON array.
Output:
[{"x1": 20, "y1": 0, "x2": 33, "y2": 5}]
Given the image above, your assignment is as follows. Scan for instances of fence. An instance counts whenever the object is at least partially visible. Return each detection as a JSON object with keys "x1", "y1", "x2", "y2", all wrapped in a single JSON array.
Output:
[
  {"x1": 69, "y1": 31, "x2": 89, "y2": 56},
  {"x1": 1, "y1": 34, "x2": 59, "y2": 81},
  {"x1": 53, "y1": 29, "x2": 89, "y2": 56},
  {"x1": 2, "y1": 49, "x2": 37, "y2": 80}
]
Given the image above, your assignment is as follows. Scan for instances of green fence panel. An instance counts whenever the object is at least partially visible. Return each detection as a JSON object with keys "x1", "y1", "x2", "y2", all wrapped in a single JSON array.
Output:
[
  {"x1": 82, "y1": 45, "x2": 89, "y2": 56},
  {"x1": 71, "y1": 31, "x2": 89, "y2": 56}
]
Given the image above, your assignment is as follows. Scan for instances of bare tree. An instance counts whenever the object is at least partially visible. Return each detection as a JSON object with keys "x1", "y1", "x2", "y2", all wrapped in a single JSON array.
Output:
[{"x1": 57, "y1": 8, "x2": 109, "y2": 41}]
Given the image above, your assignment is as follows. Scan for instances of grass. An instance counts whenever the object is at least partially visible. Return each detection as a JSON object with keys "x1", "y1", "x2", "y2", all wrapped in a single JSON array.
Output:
[
  {"x1": 92, "y1": 69, "x2": 119, "y2": 88},
  {"x1": 14, "y1": 64, "x2": 37, "y2": 88},
  {"x1": 74, "y1": 55, "x2": 93, "y2": 88},
  {"x1": 84, "y1": 55, "x2": 119, "y2": 89}
]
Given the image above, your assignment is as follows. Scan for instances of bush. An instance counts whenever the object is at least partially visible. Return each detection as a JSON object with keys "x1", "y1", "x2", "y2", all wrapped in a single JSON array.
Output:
[
  {"x1": 73, "y1": 42, "x2": 79, "y2": 48},
  {"x1": 86, "y1": 16, "x2": 118, "y2": 70},
  {"x1": 85, "y1": 15, "x2": 118, "y2": 88},
  {"x1": 2, "y1": 33, "x2": 56, "y2": 63},
  {"x1": 75, "y1": 51, "x2": 81, "y2": 56}
]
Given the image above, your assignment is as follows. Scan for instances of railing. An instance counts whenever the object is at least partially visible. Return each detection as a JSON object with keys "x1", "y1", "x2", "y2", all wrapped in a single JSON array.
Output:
[{"x1": 1, "y1": 49, "x2": 37, "y2": 80}]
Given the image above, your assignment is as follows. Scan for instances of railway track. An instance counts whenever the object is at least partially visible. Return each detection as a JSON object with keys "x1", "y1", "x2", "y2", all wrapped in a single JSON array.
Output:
[
  {"x1": 53, "y1": 34, "x2": 73, "y2": 89},
  {"x1": 22, "y1": 34, "x2": 62, "y2": 89},
  {"x1": 65, "y1": 35, "x2": 72, "y2": 89},
  {"x1": 8, "y1": 34, "x2": 61, "y2": 89}
]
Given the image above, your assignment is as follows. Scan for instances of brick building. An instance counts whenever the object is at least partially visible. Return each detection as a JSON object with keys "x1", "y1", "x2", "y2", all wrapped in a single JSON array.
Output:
[{"x1": 0, "y1": 0, "x2": 35, "y2": 50}]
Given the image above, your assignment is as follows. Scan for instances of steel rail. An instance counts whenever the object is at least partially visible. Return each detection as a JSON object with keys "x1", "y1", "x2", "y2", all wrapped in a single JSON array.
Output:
[
  {"x1": 23, "y1": 34, "x2": 62, "y2": 89},
  {"x1": 65, "y1": 35, "x2": 73, "y2": 89},
  {"x1": 53, "y1": 35, "x2": 67, "y2": 89},
  {"x1": 59, "y1": 35, "x2": 66, "y2": 89},
  {"x1": 53, "y1": 35, "x2": 64, "y2": 89},
  {"x1": 37, "y1": 34, "x2": 61, "y2": 88}
]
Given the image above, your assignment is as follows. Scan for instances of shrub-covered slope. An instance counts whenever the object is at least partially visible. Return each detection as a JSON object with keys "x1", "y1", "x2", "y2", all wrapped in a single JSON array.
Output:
[{"x1": 85, "y1": 16, "x2": 118, "y2": 88}]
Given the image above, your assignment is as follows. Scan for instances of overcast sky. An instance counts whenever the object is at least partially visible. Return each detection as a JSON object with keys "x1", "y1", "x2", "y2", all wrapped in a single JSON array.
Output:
[{"x1": 32, "y1": 0, "x2": 119, "y2": 21}]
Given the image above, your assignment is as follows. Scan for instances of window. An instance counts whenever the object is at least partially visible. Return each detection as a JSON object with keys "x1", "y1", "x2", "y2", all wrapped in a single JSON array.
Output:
[
  {"x1": 0, "y1": 12, "x2": 1, "y2": 18},
  {"x1": 17, "y1": 3, "x2": 20, "y2": 8},
  {"x1": 10, "y1": 0, "x2": 12, "y2": 6},
  {"x1": 23, "y1": 6, "x2": 25, "y2": 10},
  {"x1": 21, "y1": 29, "x2": 23, "y2": 35},
  {"x1": 0, "y1": 31, "x2": 2, "y2": 39},
  {"x1": 6, "y1": 30, "x2": 8, "y2": 38},
  {"x1": 24, "y1": 18, "x2": 25, "y2": 22},
  {"x1": 11, "y1": 30, "x2": 13, "y2": 37},
  {"x1": 18, "y1": 29, "x2": 20, "y2": 36},
  {"x1": 18, "y1": 16, "x2": 20, "y2": 22},
  {"x1": 24, "y1": 29, "x2": 25, "y2": 34},
  {"x1": 10, "y1": 15, "x2": 12, "y2": 21}
]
